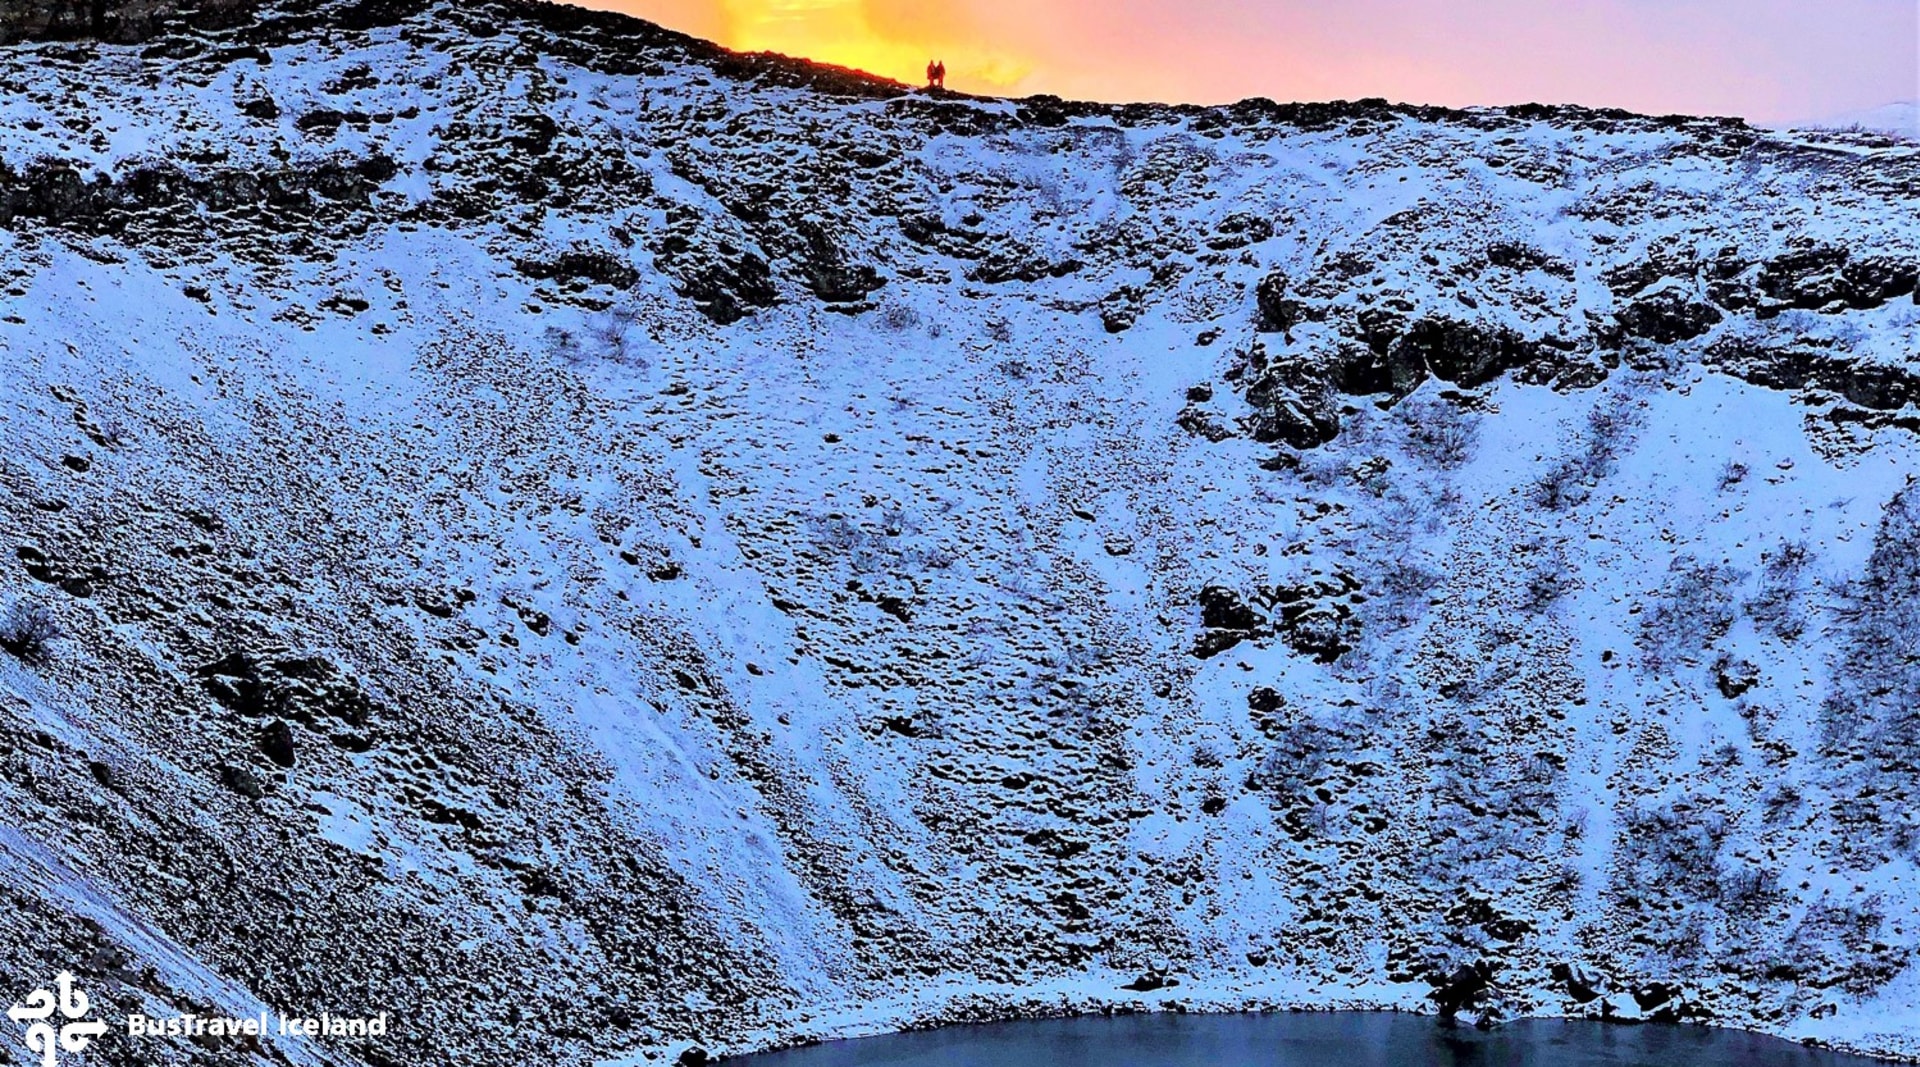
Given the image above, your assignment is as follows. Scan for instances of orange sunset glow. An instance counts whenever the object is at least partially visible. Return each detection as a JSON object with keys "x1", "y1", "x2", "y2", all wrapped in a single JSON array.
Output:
[
  {"x1": 582, "y1": 0, "x2": 1915, "y2": 124},
  {"x1": 600, "y1": 0, "x2": 1033, "y2": 93}
]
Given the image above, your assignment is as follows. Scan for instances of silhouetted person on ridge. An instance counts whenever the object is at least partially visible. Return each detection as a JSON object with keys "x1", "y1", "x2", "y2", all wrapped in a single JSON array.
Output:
[
  {"x1": 927, "y1": 59, "x2": 937, "y2": 89},
  {"x1": 935, "y1": 60, "x2": 946, "y2": 89}
]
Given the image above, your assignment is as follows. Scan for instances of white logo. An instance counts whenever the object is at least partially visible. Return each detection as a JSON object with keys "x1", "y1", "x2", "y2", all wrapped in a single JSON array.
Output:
[{"x1": 8, "y1": 973, "x2": 107, "y2": 1067}]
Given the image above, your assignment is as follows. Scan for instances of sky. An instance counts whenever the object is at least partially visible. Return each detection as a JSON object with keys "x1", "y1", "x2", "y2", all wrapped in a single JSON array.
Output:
[{"x1": 588, "y1": 0, "x2": 1916, "y2": 124}]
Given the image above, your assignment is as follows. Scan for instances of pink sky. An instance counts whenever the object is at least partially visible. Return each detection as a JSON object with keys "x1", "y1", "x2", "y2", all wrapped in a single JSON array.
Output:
[{"x1": 591, "y1": 0, "x2": 1915, "y2": 122}]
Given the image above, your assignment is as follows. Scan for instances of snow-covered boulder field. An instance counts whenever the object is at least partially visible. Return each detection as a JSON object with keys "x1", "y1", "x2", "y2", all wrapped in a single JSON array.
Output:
[{"x1": 1, "y1": 1, "x2": 1918, "y2": 1063}]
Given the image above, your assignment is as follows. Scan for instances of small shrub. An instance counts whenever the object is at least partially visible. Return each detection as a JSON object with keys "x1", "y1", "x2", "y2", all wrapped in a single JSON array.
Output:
[
  {"x1": 1639, "y1": 556, "x2": 1743, "y2": 673},
  {"x1": 984, "y1": 317, "x2": 1013, "y2": 344},
  {"x1": 586, "y1": 309, "x2": 641, "y2": 366},
  {"x1": 1717, "y1": 865, "x2": 1776, "y2": 911},
  {"x1": 1395, "y1": 395, "x2": 1479, "y2": 469},
  {"x1": 1614, "y1": 802, "x2": 1727, "y2": 901},
  {"x1": 878, "y1": 302, "x2": 921, "y2": 332},
  {"x1": 1377, "y1": 555, "x2": 1442, "y2": 603},
  {"x1": 1531, "y1": 389, "x2": 1645, "y2": 510},
  {"x1": 1530, "y1": 464, "x2": 1582, "y2": 511},
  {"x1": 1746, "y1": 539, "x2": 1813, "y2": 641},
  {"x1": 547, "y1": 310, "x2": 648, "y2": 368},
  {"x1": 1761, "y1": 784, "x2": 1802, "y2": 824},
  {"x1": 1521, "y1": 542, "x2": 1578, "y2": 613},
  {"x1": 542, "y1": 325, "x2": 582, "y2": 363},
  {"x1": 0, "y1": 600, "x2": 61, "y2": 667}
]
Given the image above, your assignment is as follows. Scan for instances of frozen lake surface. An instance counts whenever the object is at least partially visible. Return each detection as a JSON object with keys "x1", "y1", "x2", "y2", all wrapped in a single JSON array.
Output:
[{"x1": 721, "y1": 1012, "x2": 1886, "y2": 1067}]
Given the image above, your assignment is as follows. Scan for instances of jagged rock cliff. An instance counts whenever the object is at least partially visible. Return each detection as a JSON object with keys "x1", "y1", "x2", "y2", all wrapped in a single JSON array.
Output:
[
  {"x1": 0, "y1": 2, "x2": 1917, "y2": 1064},
  {"x1": 0, "y1": 0, "x2": 254, "y2": 44}
]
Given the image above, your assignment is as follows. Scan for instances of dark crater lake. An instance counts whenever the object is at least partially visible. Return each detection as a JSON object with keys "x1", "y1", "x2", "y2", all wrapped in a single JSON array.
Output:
[{"x1": 721, "y1": 1012, "x2": 1884, "y2": 1067}]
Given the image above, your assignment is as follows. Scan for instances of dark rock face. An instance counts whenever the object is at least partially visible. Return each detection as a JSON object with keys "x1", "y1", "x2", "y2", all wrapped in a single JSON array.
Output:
[
  {"x1": 1755, "y1": 244, "x2": 1917, "y2": 316},
  {"x1": 1241, "y1": 343, "x2": 1342, "y2": 449},
  {"x1": 0, "y1": 0, "x2": 255, "y2": 43},
  {"x1": 220, "y1": 762, "x2": 267, "y2": 799},
  {"x1": 1194, "y1": 585, "x2": 1266, "y2": 657},
  {"x1": 1704, "y1": 336, "x2": 1920, "y2": 412},
  {"x1": 1198, "y1": 587, "x2": 1262, "y2": 631},
  {"x1": 794, "y1": 218, "x2": 884, "y2": 305},
  {"x1": 0, "y1": 155, "x2": 394, "y2": 240},
  {"x1": 1253, "y1": 272, "x2": 1302, "y2": 335},
  {"x1": 1429, "y1": 960, "x2": 1497, "y2": 1021},
  {"x1": 1192, "y1": 579, "x2": 1362, "y2": 663},
  {"x1": 1336, "y1": 338, "x2": 1428, "y2": 399},
  {"x1": 258, "y1": 718, "x2": 297, "y2": 768},
  {"x1": 1616, "y1": 283, "x2": 1724, "y2": 345},
  {"x1": 677, "y1": 253, "x2": 779, "y2": 324},
  {"x1": 514, "y1": 248, "x2": 642, "y2": 293},
  {"x1": 1392, "y1": 317, "x2": 1544, "y2": 390}
]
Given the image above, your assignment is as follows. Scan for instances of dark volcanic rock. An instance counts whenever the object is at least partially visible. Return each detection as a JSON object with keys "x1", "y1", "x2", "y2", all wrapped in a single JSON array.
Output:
[
  {"x1": 1391, "y1": 316, "x2": 1544, "y2": 389},
  {"x1": 1430, "y1": 961, "x2": 1496, "y2": 1021},
  {"x1": 794, "y1": 219, "x2": 884, "y2": 304},
  {"x1": 1254, "y1": 272, "x2": 1303, "y2": 335},
  {"x1": 1336, "y1": 338, "x2": 1428, "y2": 398},
  {"x1": 1198, "y1": 585, "x2": 1264, "y2": 631},
  {"x1": 1616, "y1": 282, "x2": 1724, "y2": 344},
  {"x1": 220, "y1": 763, "x2": 266, "y2": 799},
  {"x1": 0, "y1": 0, "x2": 257, "y2": 43},
  {"x1": 515, "y1": 248, "x2": 641, "y2": 292},
  {"x1": 1194, "y1": 585, "x2": 1266, "y2": 659},
  {"x1": 258, "y1": 718, "x2": 297, "y2": 768},
  {"x1": 1755, "y1": 243, "x2": 1917, "y2": 315}
]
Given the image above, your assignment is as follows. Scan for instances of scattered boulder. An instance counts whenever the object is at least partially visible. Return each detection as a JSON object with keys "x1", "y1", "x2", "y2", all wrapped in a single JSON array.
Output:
[
  {"x1": 196, "y1": 651, "x2": 376, "y2": 726},
  {"x1": 1755, "y1": 243, "x2": 1916, "y2": 315},
  {"x1": 219, "y1": 764, "x2": 265, "y2": 800},
  {"x1": 1198, "y1": 585, "x2": 1264, "y2": 631},
  {"x1": 1550, "y1": 961, "x2": 1604, "y2": 1004},
  {"x1": 1428, "y1": 960, "x2": 1497, "y2": 1021},
  {"x1": 258, "y1": 719, "x2": 296, "y2": 768},
  {"x1": 1253, "y1": 272, "x2": 1302, "y2": 335},
  {"x1": 1715, "y1": 656, "x2": 1759, "y2": 699}
]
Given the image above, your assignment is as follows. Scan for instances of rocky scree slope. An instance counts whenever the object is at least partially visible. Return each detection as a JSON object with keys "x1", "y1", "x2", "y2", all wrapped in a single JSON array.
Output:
[{"x1": 1, "y1": 1, "x2": 1919, "y2": 1064}]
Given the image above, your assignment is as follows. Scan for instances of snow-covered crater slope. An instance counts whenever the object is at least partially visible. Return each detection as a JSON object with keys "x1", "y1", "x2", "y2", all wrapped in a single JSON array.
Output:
[{"x1": 1, "y1": 1, "x2": 1919, "y2": 1064}]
